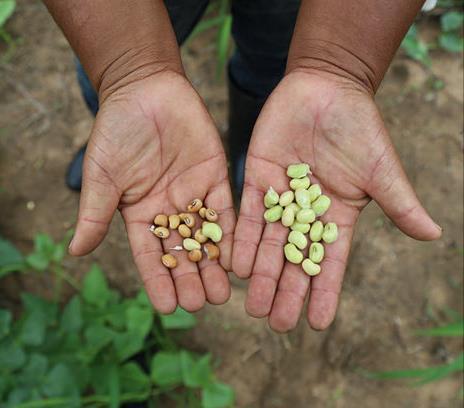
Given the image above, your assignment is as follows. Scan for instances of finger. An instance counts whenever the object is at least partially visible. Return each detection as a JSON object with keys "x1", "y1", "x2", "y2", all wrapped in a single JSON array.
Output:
[
  {"x1": 163, "y1": 226, "x2": 206, "y2": 313},
  {"x1": 204, "y1": 176, "x2": 236, "y2": 271},
  {"x1": 198, "y1": 259, "x2": 231, "y2": 305},
  {"x1": 245, "y1": 221, "x2": 288, "y2": 317},
  {"x1": 307, "y1": 208, "x2": 357, "y2": 330},
  {"x1": 268, "y1": 262, "x2": 310, "y2": 333},
  {"x1": 69, "y1": 150, "x2": 121, "y2": 256},
  {"x1": 232, "y1": 182, "x2": 265, "y2": 278},
  {"x1": 367, "y1": 143, "x2": 441, "y2": 241},
  {"x1": 126, "y1": 221, "x2": 177, "y2": 314}
]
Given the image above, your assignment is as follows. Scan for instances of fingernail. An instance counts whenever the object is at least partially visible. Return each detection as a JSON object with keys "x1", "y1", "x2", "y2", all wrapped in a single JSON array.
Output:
[{"x1": 68, "y1": 237, "x2": 74, "y2": 252}]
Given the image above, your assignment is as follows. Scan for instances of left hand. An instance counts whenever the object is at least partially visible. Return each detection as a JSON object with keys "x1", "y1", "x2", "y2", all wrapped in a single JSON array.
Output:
[{"x1": 232, "y1": 70, "x2": 441, "y2": 332}]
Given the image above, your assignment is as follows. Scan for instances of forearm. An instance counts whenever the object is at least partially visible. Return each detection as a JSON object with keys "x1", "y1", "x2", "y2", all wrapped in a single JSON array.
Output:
[
  {"x1": 287, "y1": 0, "x2": 425, "y2": 93},
  {"x1": 43, "y1": 0, "x2": 182, "y2": 99}
]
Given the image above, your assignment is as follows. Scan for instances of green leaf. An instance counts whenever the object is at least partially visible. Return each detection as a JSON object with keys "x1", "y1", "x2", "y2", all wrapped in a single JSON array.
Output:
[
  {"x1": 0, "y1": 309, "x2": 12, "y2": 339},
  {"x1": 441, "y1": 11, "x2": 464, "y2": 32},
  {"x1": 160, "y1": 307, "x2": 197, "y2": 329},
  {"x1": 82, "y1": 264, "x2": 111, "y2": 308},
  {"x1": 401, "y1": 25, "x2": 430, "y2": 65},
  {"x1": 126, "y1": 304, "x2": 153, "y2": 337},
  {"x1": 83, "y1": 324, "x2": 114, "y2": 361},
  {"x1": 52, "y1": 242, "x2": 66, "y2": 263},
  {"x1": 34, "y1": 233, "x2": 55, "y2": 256},
  {"x1": 0, "y1": 338, "x2": 25, "y2": 370},
  {"x1": 108, "y1": 364, "x2": 120, "y2": 408},
  {"x1": 416, "y1": 320, "x2": 464, "y2": 337},
  {"x1": 41, "y1": 363, "x2": 79, "y2": 399},
  {"x1": 113, "y1": 331, "x2": 145, "y2": 362},
  {"x1": 181, "y1": 351, "x2": 212, "y2": 388},
  {"x1": 21, "y1": 353, "x2": 48, "y2": 385},
  {"x1": 0, "y1": 235, "x2": 24, "y2": 277},
  {"x1": 202, "y1": 381, "x2": 235, "y2": 408},
  {"x1": 61, "y1": 296, "x2": 82, "y2": 332},
  {"x1": 0, "y1": 0, "x2": 15, "y2": 28},
  {"x1": 439, "y1": 32, "x2": 464, "y2": 53},
  {"x1": 21, "y1": 293, "x2": 57, "y2": 325},
  {"x1": 19, "y1": 309, "x2": 46, "y2": 346},
  {"x1": 25, "y1": 252, "x2": 49, "y2": 271},
  {"x1": 151, "y1": 351, "x2": 183, "y2": 387},
  {"x1": 120, "y1": 362, "x2": 150, "y2": 393},
  {"x1": 136, "y1": 289, "x2": 151, "y2": 308}
]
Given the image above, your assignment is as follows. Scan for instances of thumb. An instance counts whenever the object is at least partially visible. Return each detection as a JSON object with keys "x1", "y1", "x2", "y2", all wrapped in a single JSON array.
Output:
[
  {"x1": 69, "y1": 152, "x2": 121, "y2": 256},
  {"x1": 367, "y1": 143, "x2": 442, "y2": 241}
]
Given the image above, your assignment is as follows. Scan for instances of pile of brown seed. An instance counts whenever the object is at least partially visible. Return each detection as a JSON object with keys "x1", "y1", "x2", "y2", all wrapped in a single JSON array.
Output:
[{"x1": 149, "y1": 199, "x2": 222, "y2": 269}]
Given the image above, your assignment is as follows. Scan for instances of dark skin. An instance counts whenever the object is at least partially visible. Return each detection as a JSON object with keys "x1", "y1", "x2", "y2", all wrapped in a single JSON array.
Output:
[{"x1": 43, "y1": 0, "x2": 441, "y2": 330}]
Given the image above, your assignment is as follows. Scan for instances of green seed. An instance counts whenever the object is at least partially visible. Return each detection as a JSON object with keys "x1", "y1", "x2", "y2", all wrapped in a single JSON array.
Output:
[
  {"x1": 296, "y1": 208, "x2": 316, "y2": 224},
  {"x1": 309, "y1": 221, "x2": 323, "y2": 242},
  {"x1": 285, "y1": 202, "x2": 301, "y2": 215},
  {"x1": 312, "y1": 195, "x2": 331, "y2": 216},
  {"x1": 322, "y1": 222, "x2": 338, "y2": 244},
  {"x1": 290, "y1": 176, "x2": 310, "y2": 190},
  {"x1": 309, "y1": 242, "x2": 324, "y2": 263},
  {"x1": 281, "y1": 207, "x2": 295, "y2": 227},
  {"x1": 290, "y1": 222, "x2": 311, "y2": 234},
  {"x1": 183, "y1": 238, "x2": 201, "y2": 251},
  {"x1": 308, "y1": 184, "x2": 322, "y2": 202},
  {"x1": 201, "y1": 222, "x2": 223, "y2": 243},
  {"x1": 287, "y1": 163, "x2": 310, "y2": 179},
  {"x1": 264, "y1": 205, "x2": 283, "y2": 223},
  {"x1": 302, "y1": 259, "x2": 321, "y2": 276},
  {"x1": 288, "y1": 230, "x2": 307, "y2": 250},
  {"x1": 284, "y1": 243, "x2": 304, "y2": 264},
  {"x1": 264, "y1": 187, "x2": 279, "y2": 208},
  {"x1": 279, "y1": 190, "x2": 295, "y2": 207},
  {"x1": 295, "y1": 188, "x2": 312, "y2": 209}
]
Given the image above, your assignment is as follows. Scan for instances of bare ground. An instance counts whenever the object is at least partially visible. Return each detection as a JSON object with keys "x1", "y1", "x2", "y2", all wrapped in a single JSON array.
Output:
[{"x1": 0, "y1": 2, "x2": 463, "y2": 407}]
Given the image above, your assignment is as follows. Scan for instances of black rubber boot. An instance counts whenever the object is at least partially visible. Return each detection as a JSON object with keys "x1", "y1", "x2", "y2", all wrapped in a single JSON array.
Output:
[
  {"x1": 65, "y1": 144, "x2": 86, "y2": 191},
  {"x1": 228, "y1": 75, "x2": 266, "y2": 202}
]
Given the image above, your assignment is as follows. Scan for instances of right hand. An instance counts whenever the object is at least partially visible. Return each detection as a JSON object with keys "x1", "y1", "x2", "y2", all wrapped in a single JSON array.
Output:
[{"x1": 69, "y1": 71, "x2": 235, "y2": 313}]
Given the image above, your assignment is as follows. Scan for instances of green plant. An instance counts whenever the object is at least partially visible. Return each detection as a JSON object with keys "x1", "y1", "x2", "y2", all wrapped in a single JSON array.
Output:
[
  {"x1": 0, "y1": 234, "x2": 234, "y2": 407},
  {"x1": 187, "y1": 0, "x2": 232, "y2": 79},
  {"x1": 401, "y1": 1, "x2": 463, "y2": 65},
  {"x1": 364, "y1": 317, "x2": 463, "y2": 389}
]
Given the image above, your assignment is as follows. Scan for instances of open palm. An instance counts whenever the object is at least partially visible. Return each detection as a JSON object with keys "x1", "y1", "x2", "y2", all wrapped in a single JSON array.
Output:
[
  {"x1": 69, "y1": 72, "x2": 235, "y2": 313},
  {"x1": 233, "y1": 71, "x2": 441, "y2": 332}
]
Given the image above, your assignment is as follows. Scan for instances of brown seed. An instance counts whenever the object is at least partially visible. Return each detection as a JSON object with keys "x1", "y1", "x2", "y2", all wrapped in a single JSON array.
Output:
[
  {"x1": 187, "y1": 198, "x2": 203, "y2": 213},
  {"x1": 205, "y1": 208, "x2": 218, "y2": 222},
  {"x1": 188, "y1": 249, "x2": 202, "y2": 262},
  {"x1": 198, "y1": 207, "x2": 207, "y2": 219},
  {"x1": 178, "y1": 224, "x2": 191, "y2": 238},
  {"x1": 168, "y1": 214, "x2": 180, "y2": 229},
  {"x1": 180, "y1": 213, "x2": 196, "y2": 228},
  {"x1": 152, "y1": 226, "x2": 170, "y2": 239},
  {"x1": 161, "y1": 253, "x2": 177, "y2": 268},
  {"x1": 154, "y1": 214, "x2": 168, "y2": 227},
  {"x1": 204, "y1": 243, "x2": 220, "y2": 260},
  {"x1": 194, "y1": 229, "x2": 208, "y2": 244}
]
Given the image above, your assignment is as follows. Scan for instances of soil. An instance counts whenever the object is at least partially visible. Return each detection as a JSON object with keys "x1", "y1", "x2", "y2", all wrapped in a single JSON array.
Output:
[{"x1": 0, "y1": 2, "x2": 463, "y2": 407}]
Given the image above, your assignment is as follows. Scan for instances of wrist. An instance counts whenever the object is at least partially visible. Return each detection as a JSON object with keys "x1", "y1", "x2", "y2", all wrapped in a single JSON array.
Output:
[
  {"x1": 286, "y1": 40, "x2": 378, "y2": 95},
  {"x1": 96, "y1": 44, "x2": 184, "y2": 103}
]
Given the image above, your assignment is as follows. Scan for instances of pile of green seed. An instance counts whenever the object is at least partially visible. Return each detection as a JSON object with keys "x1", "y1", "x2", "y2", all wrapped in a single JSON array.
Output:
[{"x1": 263, "y1": 163, "x2": 338, "y2": 276}]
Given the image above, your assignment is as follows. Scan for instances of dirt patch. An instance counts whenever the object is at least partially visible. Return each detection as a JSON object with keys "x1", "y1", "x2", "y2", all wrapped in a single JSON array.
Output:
[{"x1": 0, "y1": 2, "x2": 463, "y2": 407}]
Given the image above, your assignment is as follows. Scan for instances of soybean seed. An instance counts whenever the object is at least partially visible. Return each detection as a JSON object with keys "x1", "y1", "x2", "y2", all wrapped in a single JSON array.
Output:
[
  {"x1": 161, "y1": 254, "x2": 177, "y2": 268},
  {"x1": 296, "y1": 208, "x2": 316, "y2": 224},
  {"x1": 308, "y1": 184, "x2": 322, "y2": 202},
  {"x1": 322, "y1": 222, "x2": 338, "y2": 244},
  {"x1": 187, "y1": 198, "x2": 203, "y2": 213},
  {"x1": 168, "y1": 214, "x2": 181, "y2": 229},
  {"x1": 309, "y1": 221, "x2": 323, "y2": 242},
  {"x1": 290, "y1": 222, "x2": 311, "y2": 234},
  {"x1": 312, "y1": 195, "x2": 331, "y2": 216},
  {"x1": 288, "y1": 230, "x2": 307, "y2": 250},
  {"x1": 183, "y1": 238, "x2": 201, "y2": 251},
  {"x1": 178, "y1": 224, "x2": 192, "y2": 238},
  {"x1": 180, "y1": 213, "x2": 196, "y2": 228},
  {"x1": 309, "y1": 242, "x2": 324, "y2": 263},
  {"x1": 264, "y1": 205, "x2": 283, "y2": 223},
  {"x1": 302, "y1": 259, "x2": 321, "y2": 276},
  {"x1": 204, "y1": 242, "x2": 220, "y2": 260},
  {"x1": 264, "y1": 187, "x2": 280, "y2": 208},
  {"x1": 290, "y1": 176, "x2": 310, "y2": 190},
  {"x1": 202, "y1": 222, "x2": 223, "y2": 243},
  {"x1": 154, "y1": 214, "x2": 168, "y2": 227},
  {"x1": 295, "y1": 188, "x2": 312, "y2": 209},
  {"x1": 152, "y1": 226, "x2": 170, "y2": 239},
  {"x1": 194, "y1": 229, "x2": 208, "y2": 244},
  {"x1": 281, "y1": 207, "x2": 295, "y2": 227},
  {"x1": 284, "y1": 243, "x2": 304, "y2": 264},
  {"x1": 287, "y1": 163, "x2": 310, "y2": 179},
  {"x1": 205, "y1": 208, "x2": 218, "y2": 222},
  {"x1": 279, "y1": 190, "x2": 294, "y2": 207},
  {"x1": 188, "y1": 249, "x2": 203, "y2": 262},
  {"x1": 199, "y1": 207, "x2": 207, "y2": 218}
]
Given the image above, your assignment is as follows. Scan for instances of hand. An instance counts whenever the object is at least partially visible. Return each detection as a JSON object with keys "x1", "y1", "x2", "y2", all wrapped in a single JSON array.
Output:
[
  {"x1": 232, "y1": 71, "x2": 441, "y2": 332},
  {"x1": 68, "y1": 71, "x2": 235, "y2": 313}
]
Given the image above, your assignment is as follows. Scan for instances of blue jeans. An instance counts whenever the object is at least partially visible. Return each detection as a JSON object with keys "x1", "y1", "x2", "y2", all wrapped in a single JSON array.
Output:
[{"x1": 76, "y1": 0, "x2": 300, "y2": 115}]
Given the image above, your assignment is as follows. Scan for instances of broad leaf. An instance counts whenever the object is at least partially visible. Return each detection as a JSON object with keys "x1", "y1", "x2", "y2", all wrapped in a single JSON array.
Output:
[
  {"x1": 441, "y1": 11, "x2": 464, "y2": 32},
  {"x1": 0, "y1": 0, "x2": 15, "y2": 28},
  {"x1": 120, "y1": 362, "x2": 150, "y2": 393},
  {"x1": 202, "y1": 381, "x2": 235, "y2": 408},
  {"x1": 181, "y1": 351, "x2": 212, "y2": 388},
  {"x1": 0, "y1": 235, "x2": 24, "y2": 277},
  {"x1": 150, "y1": 351, "x2": 183, "y2": 387},
  {"x1": 41, "y1": 363, "x2": 79, "y2": 398},
  {"x1": 82, "y1": 264, "x2": 111, "y2": 308},
  {"x1": 0, "y1": 338, "x2": 25, "y2": 370},
  {"x1": 113, "y1": 331, "x2": 145, "y2": 362},
  {"x1": 19, "y1": 309, "x2": 46, "y2": 346},
  {"x1": 126, "y1": 304, "x2": 153, "y2": 337},
  {"x1": 160, "y1": 307, "x2": 197, "y2": 330},
  {"x1": 439, "y1": 32, "x2": 464, "y2": 53},
  {"x1": 61, "y1": 296, "x2": 82, "y2": 333}
]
